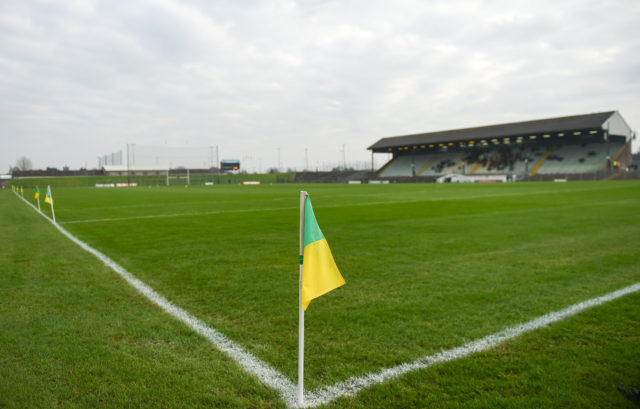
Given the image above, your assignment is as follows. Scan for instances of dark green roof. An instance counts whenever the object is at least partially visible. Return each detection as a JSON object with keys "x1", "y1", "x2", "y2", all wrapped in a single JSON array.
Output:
[{"x1": 368, "y1": 111, "x2": 616, "y2": 151}]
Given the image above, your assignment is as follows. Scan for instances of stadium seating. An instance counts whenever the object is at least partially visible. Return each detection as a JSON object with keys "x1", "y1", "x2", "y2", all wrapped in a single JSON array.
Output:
[
  {"x1": 418, "y1": 152, "x2": 464, "y2": 176},
  {"x1": 535, "y1": 142, "x2": 620, "y2": 174},
  {"x1": 377, "y1": 142, "x2": 620, "y2": 177},
  {"x1": 378, "y1": 153, "x2": 437, "y2": 177}
]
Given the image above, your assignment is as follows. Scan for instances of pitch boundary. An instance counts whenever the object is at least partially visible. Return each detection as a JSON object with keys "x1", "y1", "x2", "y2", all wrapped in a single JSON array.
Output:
[{"x1": 12, "y1": 190, "x2": 640, "y2": 408}]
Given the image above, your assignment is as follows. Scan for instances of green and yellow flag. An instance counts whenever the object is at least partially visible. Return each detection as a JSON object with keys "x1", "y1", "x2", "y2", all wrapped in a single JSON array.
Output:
[
  {"x1": 44, "y1": 186, "x2": 53, "y2": 205},
  {"x1": 34, "y1": 186, "x2": 40, "y2": 200},
  {"x1": 301, "y1": 195, "x2": 345, "y2": 310},
  {"x1": 20, "y1": 186, "x2": 24, "y2": 194}
]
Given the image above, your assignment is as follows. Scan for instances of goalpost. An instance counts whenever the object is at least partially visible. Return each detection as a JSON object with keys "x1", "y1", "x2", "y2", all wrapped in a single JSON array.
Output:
[{"x1": 120, "y1": 145, "x2": 218, "y2": 186}]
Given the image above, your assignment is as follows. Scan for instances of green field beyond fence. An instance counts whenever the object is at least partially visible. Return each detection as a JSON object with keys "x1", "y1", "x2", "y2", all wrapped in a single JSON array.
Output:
[
  {"x1": 8, "y1": 172, "x2": 294, "y2": 188},
  {"x1": 1, "y1": 181, "x2": 639, "y2": 408}
]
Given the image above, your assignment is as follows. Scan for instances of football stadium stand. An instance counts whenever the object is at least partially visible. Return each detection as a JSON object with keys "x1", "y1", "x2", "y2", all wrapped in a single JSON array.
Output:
[{"x1": 369, "y1": 111, "x2": 635, "y2": 181}]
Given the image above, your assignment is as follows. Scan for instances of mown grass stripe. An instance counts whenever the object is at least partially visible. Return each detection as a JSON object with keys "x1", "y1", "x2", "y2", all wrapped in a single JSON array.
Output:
[
  {"x1": 58, "y1": 185, "x2": 634, "y2": 225},
  {"x1": 58, "y1": 206, "x2": 296, "y2": 224},
  {"x1": 60, "y1": 197, "x2": 485, "y2": 224}
]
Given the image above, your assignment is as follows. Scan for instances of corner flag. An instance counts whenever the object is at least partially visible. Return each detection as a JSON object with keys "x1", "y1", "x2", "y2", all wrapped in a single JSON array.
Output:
[
  {"x1": 44, "y1": 185, "x2": 56, "y2": 222},
  {"x1": 300, "y1": 195, "x2": 345, "y2": 310},
  {"x1": 297, "y1": 191, "x2": 346, "y2": 406},
  {"x1": 44, "y1": 186, "x2": 53, "y2": 205},
  {"x1": 35, "y1": 186, "x2": 41, "y2": 211}
]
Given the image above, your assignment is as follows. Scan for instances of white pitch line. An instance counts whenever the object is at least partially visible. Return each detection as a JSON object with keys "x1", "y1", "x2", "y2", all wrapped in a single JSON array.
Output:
[
  {"x1": 304, "y1": 281, "x2": 640, "y2": 408},
  {"x1": 12, "y1": 190, "x2": 640, "y2": 409}
]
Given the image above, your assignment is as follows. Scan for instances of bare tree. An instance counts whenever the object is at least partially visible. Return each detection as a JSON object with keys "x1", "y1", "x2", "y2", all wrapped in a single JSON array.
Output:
[{"x1": 15, "y1": 156, "x2": 33, "y2": 171}]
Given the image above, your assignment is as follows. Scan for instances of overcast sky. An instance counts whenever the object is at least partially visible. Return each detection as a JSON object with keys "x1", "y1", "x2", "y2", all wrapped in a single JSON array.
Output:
[{"x1": 1, "y1": 0, "x2": 639, "y2": 173}]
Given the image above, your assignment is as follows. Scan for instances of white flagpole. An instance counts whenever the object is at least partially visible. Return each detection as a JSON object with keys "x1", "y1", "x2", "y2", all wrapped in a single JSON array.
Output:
[
  {"x1": 48, "y1": 185, "x2": 56, "y2": 223},
  {"x1": 298, "y1": 190, "x2": 307, "y2": 406},
  {"x1": 37, "y1": 195, "x2": 40, "y2": 212}
]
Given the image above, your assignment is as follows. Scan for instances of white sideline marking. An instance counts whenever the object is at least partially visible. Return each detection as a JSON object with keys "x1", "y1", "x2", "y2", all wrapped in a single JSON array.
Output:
[{"x1": 12, "y1": 190, "x2": 640, "y2": 408}]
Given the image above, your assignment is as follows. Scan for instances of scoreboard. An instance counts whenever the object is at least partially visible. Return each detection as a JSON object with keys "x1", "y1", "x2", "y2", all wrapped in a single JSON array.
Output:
[{"x1": 220, "y1": 159, "x2": 240, "y2": 172}]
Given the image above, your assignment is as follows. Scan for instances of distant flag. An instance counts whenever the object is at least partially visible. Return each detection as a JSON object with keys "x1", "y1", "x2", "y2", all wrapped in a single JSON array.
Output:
[
  {"x1": 35, "y1": 186, "x2": 41, "y2": 211},
  {"x1": 20, "y1": 186, "x2": 24, "y2": 196},
  {"x1": 44, "y1": 185, "x2": 56, "y2": 222},
  {"x1": 44, "y1": 186, "x2": 53, "y2": 205},
  {"x1": 297, "y1": 191, "x2": 346, "y2": 406}
]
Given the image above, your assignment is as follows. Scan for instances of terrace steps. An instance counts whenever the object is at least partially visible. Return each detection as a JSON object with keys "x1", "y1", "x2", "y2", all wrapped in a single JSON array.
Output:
[
  {"x1": 530, "y1": 151, "x2": 551, "y2": 176},
  {"x1": 417, "y1": 158, "x2": 438, "y2": 176},
  {"x1": 469, "y1": 163, "x2": 483, "y2": 175},
  {"x1": 612, "y1": 144, "x2": 626, "y2": 162},
  {"x1": 376, "y1": 157, "x2": 397, "y2": 176}
]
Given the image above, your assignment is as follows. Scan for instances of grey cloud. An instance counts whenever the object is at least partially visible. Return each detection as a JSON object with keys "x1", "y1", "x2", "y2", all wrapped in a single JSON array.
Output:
[{"x1": 1, "y1": 0, "x2": 639, "y2": 173}]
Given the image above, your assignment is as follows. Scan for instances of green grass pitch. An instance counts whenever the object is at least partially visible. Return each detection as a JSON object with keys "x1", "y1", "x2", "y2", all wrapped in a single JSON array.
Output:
[{"x1": 1, "y1": 181, "x2": 639, "y2": 408}]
